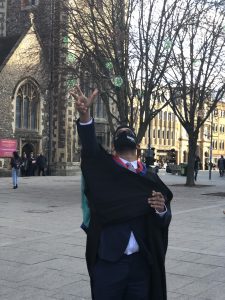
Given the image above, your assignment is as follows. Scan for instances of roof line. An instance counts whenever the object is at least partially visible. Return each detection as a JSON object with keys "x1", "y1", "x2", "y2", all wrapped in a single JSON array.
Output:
[{"x1": 0, "y1": 24, "x2": 47, "y2": 73}]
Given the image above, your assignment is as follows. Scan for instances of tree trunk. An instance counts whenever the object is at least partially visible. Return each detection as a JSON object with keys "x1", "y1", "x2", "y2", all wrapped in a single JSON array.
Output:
[{"x1": 186, "y1": 135, "x2": 198, "y2": 186}]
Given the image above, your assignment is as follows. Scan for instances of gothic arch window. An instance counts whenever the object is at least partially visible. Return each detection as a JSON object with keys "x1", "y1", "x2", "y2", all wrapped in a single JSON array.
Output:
[{"x1": 15, "y1": 81, "x2": 40, "y2": 131}]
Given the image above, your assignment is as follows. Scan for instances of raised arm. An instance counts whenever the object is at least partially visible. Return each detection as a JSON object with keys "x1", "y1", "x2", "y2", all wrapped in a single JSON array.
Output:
[{"x1": 70, "y1": 86, "x2": 100, "y2": 156}]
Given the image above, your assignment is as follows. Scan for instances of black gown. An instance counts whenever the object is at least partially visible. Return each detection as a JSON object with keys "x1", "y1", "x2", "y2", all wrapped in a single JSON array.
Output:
[{"x1": 77, "y1": 120, "x2": 173, "y2": 300}]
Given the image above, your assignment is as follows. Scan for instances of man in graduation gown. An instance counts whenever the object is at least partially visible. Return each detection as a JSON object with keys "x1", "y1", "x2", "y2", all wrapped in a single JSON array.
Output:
[{"x1": 71, "y1": 86, "x2": 173, "y2": 300}]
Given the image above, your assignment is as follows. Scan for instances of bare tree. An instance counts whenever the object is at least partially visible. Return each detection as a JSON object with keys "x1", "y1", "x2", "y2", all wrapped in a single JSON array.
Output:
[
  {"x1": 165, "y1": 0, "x2": 225, "y2": 185},
  {"x1": 61, "y1": 0, "x2": 190, "y2": 143}
]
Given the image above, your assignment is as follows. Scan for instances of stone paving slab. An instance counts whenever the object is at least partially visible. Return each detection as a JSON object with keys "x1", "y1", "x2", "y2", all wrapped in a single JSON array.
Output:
[{"x1": 0, "y1": 171, "x2": 225, "y2": 299}]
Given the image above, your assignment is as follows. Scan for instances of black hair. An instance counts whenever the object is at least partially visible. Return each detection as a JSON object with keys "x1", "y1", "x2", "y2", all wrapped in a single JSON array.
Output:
[
  {"x1": 114, "y1": 125, "x2": 136, "y2": 137},
  {"x1": 13, "y1": 151, "x2": 19, "y2": 159}
]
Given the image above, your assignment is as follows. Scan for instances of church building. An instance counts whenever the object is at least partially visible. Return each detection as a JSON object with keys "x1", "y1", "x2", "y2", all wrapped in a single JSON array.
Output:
[{"x1": 0, "y1": 0, "x2": 110, "y2": 175}]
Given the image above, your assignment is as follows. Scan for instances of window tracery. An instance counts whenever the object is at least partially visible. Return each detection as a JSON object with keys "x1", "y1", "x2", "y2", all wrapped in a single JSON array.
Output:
[{"x1": 15, "y1": 81, "x2": 39, "y2": 131}]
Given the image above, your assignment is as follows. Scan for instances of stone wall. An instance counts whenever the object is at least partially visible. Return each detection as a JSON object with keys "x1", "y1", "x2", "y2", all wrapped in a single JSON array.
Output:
[
  {"x1": 0, "y1": 26, "x2": 49, "y2": 147},
  {"x1": 0, "y1": 0, "x2": 109, "y2": 176}
]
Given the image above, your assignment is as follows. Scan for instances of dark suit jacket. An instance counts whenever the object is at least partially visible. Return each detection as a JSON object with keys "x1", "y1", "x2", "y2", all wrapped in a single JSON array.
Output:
[{"x1": 77, "y1": 119, "x2": 173, "y2": 300}]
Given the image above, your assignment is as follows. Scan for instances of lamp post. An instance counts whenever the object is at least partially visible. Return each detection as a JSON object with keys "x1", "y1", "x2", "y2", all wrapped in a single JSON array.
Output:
[
  {"x1": 209, "y1": 113, "x2": 213, "y2": 180},
  {"x1": 209, "y1": 108, "x2": 218, "y2": 180}
]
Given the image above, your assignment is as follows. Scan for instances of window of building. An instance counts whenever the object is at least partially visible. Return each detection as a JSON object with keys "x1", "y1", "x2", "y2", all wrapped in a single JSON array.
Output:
[
  {"x1": 152, "y1": 129, "x2": 155, "y2": 138},
  {"x1": 0, "y1": 12, "x2": 4, "y2": 22},
  {"x1": 94, "y1": 96, "x2": 106, "y2": 119},
  {"x1": 23, "y1": 97, "x2": 29, "y2": 128},
  {"x1": 162, "y1": 130, "x2": 165, "y2": 139},
  {"x1": 96, "y1": 133, "x2": 105, "y2": 145},
  {"x1": 164, "y1": 112, "x2": 167, "y2": 121},
  {"x1": 15, "y1": 81, "x2": 40, "y2": 131},
  {"x1": 31, "y1": 101, "x2": 38, "y2": 129},
  {"x1": 168, "y1": 112, "x2": 171, "y2": 121},
  {"x1": 21, "y1": 0, "x2": 39, "y2": 10},
  {"x1": 80, "y1": 73, "x2": 106, "y2": 119},
  {"x1": 167, "y1": 130, "x2": 170, "y2": 139},
  {"x1": 219, "y1": 141, "x2": 225, "y2": 150},
  {"x1": 0, "y1": 1, "x2": 5, "y2": 9},
  {"x1": 16, "y1": 96, "x2": 22, "y2": 128},
  {"x1": 172, "y1": 113, "x2": 176, "y2": 121},
  {"x1": 0, "y1": 1, "x2": 6, "y2": 37},
  {"x1": 158, "y1": 129, "x2": 160, "y2": 138},
  {"x1": 107, "y1": 131, "x2": 110, "y2": 147}
]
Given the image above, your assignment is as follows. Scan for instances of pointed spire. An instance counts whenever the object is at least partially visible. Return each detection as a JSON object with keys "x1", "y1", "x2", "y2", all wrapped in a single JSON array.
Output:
[{"x1": 29, "y1": 12, "x2": 35, "y2": 27}]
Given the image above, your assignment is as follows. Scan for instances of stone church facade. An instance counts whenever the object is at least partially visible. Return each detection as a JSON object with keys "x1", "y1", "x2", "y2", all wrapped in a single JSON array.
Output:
[{"x1": 0, "y1": 0, "x2": 110, "y2": 175}]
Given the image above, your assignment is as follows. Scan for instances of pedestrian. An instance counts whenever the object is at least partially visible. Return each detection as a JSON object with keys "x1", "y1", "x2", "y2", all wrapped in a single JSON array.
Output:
[
  {"x1": 217, "y1": 155, "x2": 225, "y2": 177},
  {"x1": 194, "y1": 156, "x2": 200, "y2": 181},
  {"x1": 10, "y1": 151, "x2": 21, "y2": 189},
  {"x1": 21, "y1": 152, "x2": 28, "y2": 177},
  {"x1": 71, "y1": 86, "x2": 173, "y2": 300},
  {"x1": 154, "y1": 160, "x2": 160, "y2": 174},
  {"x1": 36, "y1": 153, "x2": 47, "y2": 176},
  {"x1": 27, "y1": 152, "x2": 36, "y2": 176}
]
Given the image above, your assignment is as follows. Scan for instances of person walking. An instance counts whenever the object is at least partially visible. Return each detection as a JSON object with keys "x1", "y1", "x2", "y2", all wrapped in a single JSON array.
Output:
[
  {"x1": 194, "y1": 156, "x2": 200, "y2": 181},
  {"x1": 10, "y1": 151, "x2": 21, "y2": 189},
  {"x1": 217, "y1": 155, "x2": 225, "y2": 177},
  {"x1": 27, "y1": 152, "x2": 36, "y2": 176},
  {"x1": 36, "y1": 153, "x2": 47, "y2": 176},
  {"x1": 71, "y1": 86, "x2": 173, "y2": 300},
  {"x1": 21, "y1": 152, "x2": 28, "y2": 177}
]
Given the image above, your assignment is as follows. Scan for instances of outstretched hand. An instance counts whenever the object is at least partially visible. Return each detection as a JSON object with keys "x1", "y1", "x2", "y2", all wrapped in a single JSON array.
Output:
[{"x1": 70, "y1": 86, "x2": 98, "y2": 117}]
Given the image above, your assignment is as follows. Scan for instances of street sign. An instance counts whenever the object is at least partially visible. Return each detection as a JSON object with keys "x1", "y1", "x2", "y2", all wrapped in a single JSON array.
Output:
[{"x1": 0, "y1": 139, "x2": 17, "y2": 157}]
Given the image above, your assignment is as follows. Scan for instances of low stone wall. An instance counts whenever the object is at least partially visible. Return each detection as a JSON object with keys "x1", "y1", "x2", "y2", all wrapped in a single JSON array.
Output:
[
  {"x1": 49, "y1": 162, "x2": 81, "y2": 176},
  {"x1": 0, "y1": 168, "x2": 11, "y2": 177}
]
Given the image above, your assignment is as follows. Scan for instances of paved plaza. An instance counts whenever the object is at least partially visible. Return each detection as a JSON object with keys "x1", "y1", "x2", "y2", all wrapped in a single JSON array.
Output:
[{"x1": 0, "y1": 170, "x2": 225, "y2": 300}]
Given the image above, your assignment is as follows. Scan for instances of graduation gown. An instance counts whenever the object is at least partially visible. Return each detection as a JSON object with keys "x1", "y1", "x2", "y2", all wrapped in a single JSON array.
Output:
[{"x1": 77, "y1": 120, "x2": 173, "y2": 300}]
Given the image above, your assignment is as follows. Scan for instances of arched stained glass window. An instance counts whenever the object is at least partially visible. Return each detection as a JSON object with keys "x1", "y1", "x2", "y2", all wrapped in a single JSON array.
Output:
[
  {"x1": 16, "y1": 96, "x2": 22, "y2": 128},
  {"x1": 23, "y1": 97, "x2": 29, "y2": 128},
  {"x1": 15, "y1": 81, "x2": 39, "y2": 130},
  {"x1": 31, "y1": 101, "x2": 38, "y2": 129}
]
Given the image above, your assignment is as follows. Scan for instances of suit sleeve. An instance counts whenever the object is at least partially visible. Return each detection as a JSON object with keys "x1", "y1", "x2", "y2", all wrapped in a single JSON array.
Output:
[{"x1": 76, "y1": 119, "x2": 100, "y2": 157}]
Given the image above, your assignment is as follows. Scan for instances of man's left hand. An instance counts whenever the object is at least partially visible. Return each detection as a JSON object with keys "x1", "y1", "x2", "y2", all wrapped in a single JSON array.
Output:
[{"x1": 148, "y1": 190, "x2": 165, "y2": 213}]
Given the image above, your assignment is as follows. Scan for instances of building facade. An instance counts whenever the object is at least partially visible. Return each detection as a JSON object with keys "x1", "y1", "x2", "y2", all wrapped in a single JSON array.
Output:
[
  {"x1": 140, "y1": 100, "x2": 225, "y2": 169},
  {"x1": 0, "y1": 0, "x2": 110, "y2": 175}
]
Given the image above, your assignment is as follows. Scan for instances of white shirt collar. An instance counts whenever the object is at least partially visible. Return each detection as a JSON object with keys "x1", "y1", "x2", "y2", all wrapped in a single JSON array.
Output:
[{"x1": 119, "y1": 157, "x2": 138, "y2": 169}]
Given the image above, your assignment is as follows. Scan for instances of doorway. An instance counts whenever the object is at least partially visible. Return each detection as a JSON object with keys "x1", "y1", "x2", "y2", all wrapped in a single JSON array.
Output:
[{"x1": 22, "y1": 143, "x2": 35, "y2": 157}]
